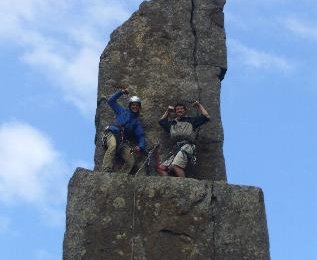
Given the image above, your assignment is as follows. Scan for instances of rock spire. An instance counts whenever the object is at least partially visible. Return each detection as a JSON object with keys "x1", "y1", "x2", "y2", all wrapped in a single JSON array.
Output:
[{"x1": 63, "y1": 1, "x2": 271, "y2": 259}]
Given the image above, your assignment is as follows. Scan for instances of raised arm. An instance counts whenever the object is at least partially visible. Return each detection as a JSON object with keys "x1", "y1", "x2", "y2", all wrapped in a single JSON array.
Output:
[
  {"x1": 193, "y1": 101, "x2": 210, "y2": 118},
  {"x1": 107, "y1": 89, "x2": 127, "y2": 114},
  {"x1": 158, "y1": 106, "x2": 174, "y2": 133},
  {"x1": 191, "y1": 101, "x2": 211, "y2": 129}
]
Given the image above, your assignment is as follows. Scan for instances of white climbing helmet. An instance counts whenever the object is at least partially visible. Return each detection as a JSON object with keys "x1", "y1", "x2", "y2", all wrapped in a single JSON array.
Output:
[{"x1": 128, "y1": 96, "x2": 141, "y2": 106}]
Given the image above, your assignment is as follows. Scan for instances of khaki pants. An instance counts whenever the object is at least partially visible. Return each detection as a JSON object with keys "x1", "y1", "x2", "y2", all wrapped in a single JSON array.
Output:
[
  {"x1": 102, "y1": 132, "x2": 117, "y2": 171},
  {"x1": 102, "y1": 132, "x2": 145, "y2": 175},
  {"x1": 161, "y1": 143, "x2": 195, "y2": 169}
]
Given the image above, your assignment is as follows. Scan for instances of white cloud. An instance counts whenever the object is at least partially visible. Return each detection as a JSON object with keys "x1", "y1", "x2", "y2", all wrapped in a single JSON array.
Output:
[
  {"x1": 229, "y1": 39, "x2": 295, "y2": 72},
  {"x1": 283, "y1": 17, "x2": 317, "y2": 40},
  {"x1": 22, "y1": 44, "x2": 100, "y2": 116},
  {"x1": 0, "y1": 0, "x2": 66, "y2": 37},
  {"x1": 0, "y1": 122, "x2": 71, "y2": 226},
  {"x1": 0, "y1": 0, "x2": 142, "y2": 116}
]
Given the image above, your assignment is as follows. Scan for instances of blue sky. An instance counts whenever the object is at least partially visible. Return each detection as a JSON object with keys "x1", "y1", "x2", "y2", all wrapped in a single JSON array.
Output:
[{"x1": 0, "y1": 0, "x2": 316, "y2": 259}]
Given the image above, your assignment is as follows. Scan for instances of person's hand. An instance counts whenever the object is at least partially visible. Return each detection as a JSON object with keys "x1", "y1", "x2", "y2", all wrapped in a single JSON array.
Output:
[
  {"x1": 192, "y1": 100, "x2": 200, "y2": 108},
  {"x1": 131, "y1": 146, "x2": 141, "y2": 154},
  {"x1": 121, "y1": 88, "x2": 129, "y2": 95},
  {"x1": 167, "y1": 105, "x2": 174, "y2": 113}
]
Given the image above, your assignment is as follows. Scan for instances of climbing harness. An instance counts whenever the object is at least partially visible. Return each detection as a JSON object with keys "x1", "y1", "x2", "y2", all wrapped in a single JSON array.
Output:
[
  {"x1": 179, "y1": 144, "x2": 197, "y2": 166},
  {"x1": 101, "y1": 124, "x2": 128, "y2": 150}
]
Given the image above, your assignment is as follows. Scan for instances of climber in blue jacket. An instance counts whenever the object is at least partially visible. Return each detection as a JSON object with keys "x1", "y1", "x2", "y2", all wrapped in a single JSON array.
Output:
[{"x1": 101, "y1": 88, "x2": 145, "y2": 174}]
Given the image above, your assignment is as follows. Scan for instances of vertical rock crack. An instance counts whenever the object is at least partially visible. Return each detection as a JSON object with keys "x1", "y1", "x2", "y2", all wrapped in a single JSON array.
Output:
[
  {"x1": 190, "y1": 0, "x2": 201, "y2": 101},
  {"x1": 210, "y1": 180, "x2": 217, "y2": 259},
  {"x1": 190, "y1": 0, "x2": 204, "y2": 141}
]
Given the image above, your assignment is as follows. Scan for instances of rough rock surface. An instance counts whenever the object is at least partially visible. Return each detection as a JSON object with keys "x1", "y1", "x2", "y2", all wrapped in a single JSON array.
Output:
[
  {"x1": 63, "y1": 168, "x2": 270, "y2": 260},
  {"x1": 64, "y1": 0, "x2": 271, "y2": 259},
  {"x1": 94, "y1": 0, "x2": 227, "y2": 181}
]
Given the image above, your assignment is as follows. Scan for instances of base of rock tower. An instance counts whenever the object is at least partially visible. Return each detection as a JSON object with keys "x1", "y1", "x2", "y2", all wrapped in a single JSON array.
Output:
[{"x1": 63, "y1": 168, "x2": 270, "y2": 260}]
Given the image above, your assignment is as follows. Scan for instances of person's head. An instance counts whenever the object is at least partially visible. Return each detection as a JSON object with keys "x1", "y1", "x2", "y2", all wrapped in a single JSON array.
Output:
[
  {"x1": 128, "y1": 96, "x2": 141, "y2": 113},
  {"x1": 174, "y1": 103, "x2": 187, "y2": 118}
]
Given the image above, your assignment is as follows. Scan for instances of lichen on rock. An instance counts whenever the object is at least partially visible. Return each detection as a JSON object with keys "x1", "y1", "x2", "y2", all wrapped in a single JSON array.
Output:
[{"x1": 63, "y1": 168, "x2": 270, "y2": 259}]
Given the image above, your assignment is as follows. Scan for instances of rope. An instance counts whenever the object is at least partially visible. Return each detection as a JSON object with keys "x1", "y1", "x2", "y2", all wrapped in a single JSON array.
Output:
[
  {"x1": 130, "y1": 143, "x2": 159, "y2": 260},
  {"x1": 130, "y1": 192, "x2": 137, "y2": 260}
]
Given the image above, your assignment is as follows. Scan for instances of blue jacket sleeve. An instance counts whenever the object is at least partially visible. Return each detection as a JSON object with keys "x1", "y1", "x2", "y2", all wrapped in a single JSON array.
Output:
[
  {"x1": 134, "y1": 122, "x2": 145, "y2": 150},
  {"x1": 107, "y1": 90, "x2": 125, "y2": 114}
]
